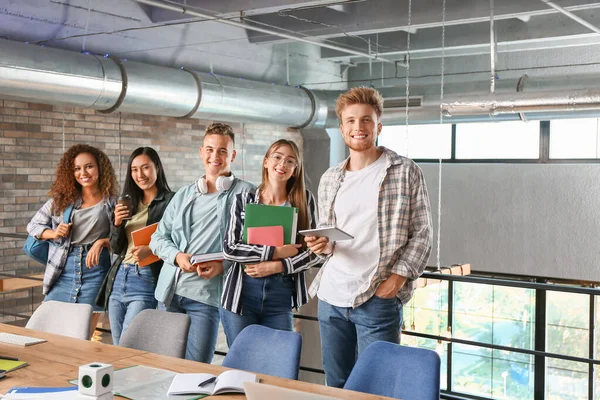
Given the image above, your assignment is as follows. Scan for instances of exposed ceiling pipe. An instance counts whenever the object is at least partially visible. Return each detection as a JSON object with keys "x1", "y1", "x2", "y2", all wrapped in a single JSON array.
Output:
[
  {"x1": 3, "y1": 39, "x2": 600, "y2": 128},
  {"x1": 0, "y1": 40, "x2": 328, "y2": 128},
  {"x1": 489, "y1": 0, "x2": 496, "y2": 93},
  {"x1": 133, "y1": 0, "x2": 397, "y2": 65}
]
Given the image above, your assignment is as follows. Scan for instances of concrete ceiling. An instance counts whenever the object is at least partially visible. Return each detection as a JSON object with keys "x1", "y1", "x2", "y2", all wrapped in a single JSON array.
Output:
[{"x1": 1, "y1": 0, "x2": 599, "y2": 90}]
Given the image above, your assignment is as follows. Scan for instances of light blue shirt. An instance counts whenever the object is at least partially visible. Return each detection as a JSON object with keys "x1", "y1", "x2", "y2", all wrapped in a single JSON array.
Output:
[
  {"x1": 176, "y1": 192, "x2": 221, "y2": 303},
  {"x1": 150, "y1": 177, "x2": 255, "y2": 308}
]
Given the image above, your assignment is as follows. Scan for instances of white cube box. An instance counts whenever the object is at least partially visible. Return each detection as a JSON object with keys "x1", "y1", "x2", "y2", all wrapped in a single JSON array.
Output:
[
  {"x1": 77, "y1": 393, "x2": 114, "y2": 400},
  {"x1": 78, "y1": 362, "x2": 114, "y2": 396}
]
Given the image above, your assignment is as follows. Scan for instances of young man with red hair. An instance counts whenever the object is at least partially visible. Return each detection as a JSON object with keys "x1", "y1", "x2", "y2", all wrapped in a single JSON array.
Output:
[{"x1": 306, "y1": 87, "x2": 433, "y2": 388}]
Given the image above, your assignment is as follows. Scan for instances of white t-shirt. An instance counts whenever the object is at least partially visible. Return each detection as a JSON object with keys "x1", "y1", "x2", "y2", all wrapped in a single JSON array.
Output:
[{"x1": 317, "y1": 154, "x2": 387, "y2": 307}]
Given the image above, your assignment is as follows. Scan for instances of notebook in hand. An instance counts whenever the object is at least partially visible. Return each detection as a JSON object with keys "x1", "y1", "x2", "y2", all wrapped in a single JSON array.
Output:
[
  {"x1": 190, "y1": 252, "x2": 224, "y2": 265},
  {"x1": 247, "y1": 225, "x2": 284, "y2": 246},
  {"x1": 167, "y1": 370, "x2": 258, "y2": 396},
  {"x1": 130, "y1": 222, "x2": 159, "y2": 267}
]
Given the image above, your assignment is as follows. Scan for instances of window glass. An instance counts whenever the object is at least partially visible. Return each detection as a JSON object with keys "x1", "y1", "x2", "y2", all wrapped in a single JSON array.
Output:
[
  {"x1": 550, "y1": 118, "x2": 600, "y2": 159},
  {"x1": 456, "y1": 121, "x2": 540, "y2": 159},
  {"x1": 378, "y1": 124, "x2": 451, "y2": 159}
]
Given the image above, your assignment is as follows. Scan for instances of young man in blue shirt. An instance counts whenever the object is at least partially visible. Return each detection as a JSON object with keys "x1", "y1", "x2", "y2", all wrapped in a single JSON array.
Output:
[{"x1": 150, "y1": 122, "x2": 254, "y2": 362}]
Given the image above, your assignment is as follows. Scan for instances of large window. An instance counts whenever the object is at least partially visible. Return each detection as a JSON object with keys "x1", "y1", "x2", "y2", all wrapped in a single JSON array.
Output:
[
  {"x1": 378, "y1": 124, "x2": 452, "y2": 159},
  {"x1": 550, "y1": 118, "x2": 600, "y2": 159},
  {"x1": 455, "y1": 121, "x2": 540, "y2": 159}
]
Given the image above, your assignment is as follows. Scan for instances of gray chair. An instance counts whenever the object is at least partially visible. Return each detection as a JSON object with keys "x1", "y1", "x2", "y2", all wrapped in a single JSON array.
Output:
[
  {"x1": 118, "y1": 309, "x2": 190, "y2": 358},
  {"x1": 26, "y1": 300, "x2": 93, "y2": 340}
]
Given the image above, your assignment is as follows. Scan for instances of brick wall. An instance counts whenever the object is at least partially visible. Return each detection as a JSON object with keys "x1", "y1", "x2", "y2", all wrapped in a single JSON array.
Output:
[{"x1": 0, "y1": 99, "x2": 303, "y2": 321}]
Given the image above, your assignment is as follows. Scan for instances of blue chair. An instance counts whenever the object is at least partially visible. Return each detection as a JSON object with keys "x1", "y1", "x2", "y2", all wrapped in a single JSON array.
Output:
[
  {"x1": 222, "y1": 325, "x2": 302, "y2": 379},
  {"x1": 343, "y1": 341, "x2": 441, "y2": 400}
]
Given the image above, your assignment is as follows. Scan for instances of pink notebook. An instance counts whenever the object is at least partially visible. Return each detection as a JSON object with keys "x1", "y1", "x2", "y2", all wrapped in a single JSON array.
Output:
[{"x1": 247, "y1": 226, "x2": 284, "y2": 246}]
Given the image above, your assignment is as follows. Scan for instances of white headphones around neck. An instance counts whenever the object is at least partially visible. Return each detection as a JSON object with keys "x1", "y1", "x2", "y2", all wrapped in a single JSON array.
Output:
[{"x1": 196, "y1": 174, "x2": 234, "y2": 194}]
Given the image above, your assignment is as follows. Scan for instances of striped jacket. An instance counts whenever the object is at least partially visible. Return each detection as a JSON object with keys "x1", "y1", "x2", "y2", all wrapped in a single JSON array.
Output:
[
  {"x1": 308, "y1": 146, "x2": 433, "y2": 307},
  {"x1": 222, "y1": 189, "x2": 322, "y2": 314},
  {"x1": 26, "y1": 196, "x2": 116, "y2": 295}
]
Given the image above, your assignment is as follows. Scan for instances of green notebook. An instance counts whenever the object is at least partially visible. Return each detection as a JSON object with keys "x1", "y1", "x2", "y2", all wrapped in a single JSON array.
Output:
[
  {"x1": 0, "y1": 359, "x2": 28, "y2": 372},
  {"x1": 243, "y1": 204, "x2": 298, "y2": 245}
]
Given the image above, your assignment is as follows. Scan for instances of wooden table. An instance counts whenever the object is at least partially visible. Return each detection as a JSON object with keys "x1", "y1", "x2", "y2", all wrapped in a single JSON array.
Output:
[{"x1": 0, "y1": 324, "x2": 393, "y2": 399}]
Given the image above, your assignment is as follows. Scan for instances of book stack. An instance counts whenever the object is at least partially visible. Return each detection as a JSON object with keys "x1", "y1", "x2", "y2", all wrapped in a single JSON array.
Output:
[{"x1": 243, "y1": 204, "x2": 298, "y2": 246}]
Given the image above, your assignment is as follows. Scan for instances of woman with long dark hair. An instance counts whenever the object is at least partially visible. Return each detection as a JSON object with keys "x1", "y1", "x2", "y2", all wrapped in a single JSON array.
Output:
[
  {"x1": 221, "y1": 139, "x2": 322, "y2": 345},
  {"x1": 27, "y1": 144, "x2": 118, "y2": 336},
  {"x1": 97, "y1": 147, "x2": 174, "y2": 345}
]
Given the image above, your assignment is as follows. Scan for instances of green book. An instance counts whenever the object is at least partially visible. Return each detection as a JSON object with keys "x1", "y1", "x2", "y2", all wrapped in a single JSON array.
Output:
[{"x1": 243, "y1": 204, "x2": 298, "y2": 245}]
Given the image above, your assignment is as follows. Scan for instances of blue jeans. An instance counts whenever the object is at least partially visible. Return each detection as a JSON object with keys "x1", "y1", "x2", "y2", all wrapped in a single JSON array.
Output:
[
  {"x1": 318, "y1": 296, "x2": 403, "y2": 388},
  {"x1": 45, "y1": 245, "x2": 110, "y2": 312},
  {"x1": 220, "y1": 273, "x2": 294, "y2": 347},
  {"x1": 108, "y1": 263, "x2": 157, "y2": 345},
  {"x1": 158, "y1": 295, "x2": 220, "y2": 363}
]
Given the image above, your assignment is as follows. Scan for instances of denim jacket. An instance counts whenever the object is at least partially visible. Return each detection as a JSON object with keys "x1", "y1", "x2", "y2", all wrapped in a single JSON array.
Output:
[{"x1": 26, "y1": 196, "x2": 116, "y2": 295}]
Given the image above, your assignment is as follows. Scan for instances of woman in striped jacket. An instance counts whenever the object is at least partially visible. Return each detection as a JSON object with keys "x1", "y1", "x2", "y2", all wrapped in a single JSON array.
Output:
[{"x1": 221, "y1": 139, "x2": 322, "y2": 346}]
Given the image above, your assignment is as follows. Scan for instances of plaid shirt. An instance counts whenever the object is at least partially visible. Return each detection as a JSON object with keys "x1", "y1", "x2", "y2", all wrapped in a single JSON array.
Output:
[
  {"x1": 308, "y1": 147, "x2": 432, "y2": 307},
  {"x1": 26, "y1": 197, "x2": 115, "y2": 295}
]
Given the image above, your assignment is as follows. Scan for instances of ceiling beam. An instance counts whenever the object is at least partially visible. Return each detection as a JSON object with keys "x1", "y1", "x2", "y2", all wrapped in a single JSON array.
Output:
[{"x1": 244, "y1": 0, "x2": 600, "y2": 44}]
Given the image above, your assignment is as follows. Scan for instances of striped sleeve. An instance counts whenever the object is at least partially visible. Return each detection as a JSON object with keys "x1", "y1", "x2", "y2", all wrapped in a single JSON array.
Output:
[
  {"x1": 282, "y1": 190, "x2": 324, "y2": 274},
  {"x1": 222, "y1": 191, "x2": 275, "y2": 263}
]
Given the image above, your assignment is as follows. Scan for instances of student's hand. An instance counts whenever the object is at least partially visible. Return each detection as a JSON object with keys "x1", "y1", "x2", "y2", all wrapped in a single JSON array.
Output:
[
  {"x1": 131, "y1": 245, "x2": 153, "y2": 263},
  {"x1": 86, "y1": 240, "x2": 106, "y2": 268},
  {"x1": 196, "y1": 261, "x2": 223, "y2": 280},
  {"x1": 304, "y1": 236, "x2": 333, "y2": 255},
  {"x1": 245, "y1": 261, "x2": 284, "y2": 278},
  {"x1": 374, "y1": 274, "x2": 407, "y2": 298},
  {"x1": 273, "y1": 244, "x2": 302, "y2": 260},
  {"x1": 114, "y1": 204, "x2": 130, "y2": 227},
  {"x1": 53, "y1": 222, "x2": 72, "y2": 239},
  {"x1": 175, "y1": 252, "x2": 195, "y2": 273}
]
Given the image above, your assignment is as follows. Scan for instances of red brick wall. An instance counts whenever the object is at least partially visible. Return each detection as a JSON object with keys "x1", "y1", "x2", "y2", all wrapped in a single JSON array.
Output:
[{"x1": 0, "y1": 99, "x2": 303, "y2": 320}]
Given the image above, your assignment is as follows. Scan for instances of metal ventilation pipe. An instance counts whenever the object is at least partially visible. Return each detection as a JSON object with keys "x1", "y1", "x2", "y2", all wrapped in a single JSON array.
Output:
[
  {"x1": 0, "y1": 39, "x2": 328, "y2": 128},
  {"x1": 3, "y1": 39, "x2": 600, "y2": 128}
]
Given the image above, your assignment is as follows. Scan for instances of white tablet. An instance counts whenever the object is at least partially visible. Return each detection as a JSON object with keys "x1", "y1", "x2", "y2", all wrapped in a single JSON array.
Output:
[{"x1": 298, "y1": 227, "x2": 354, "y2": 241}]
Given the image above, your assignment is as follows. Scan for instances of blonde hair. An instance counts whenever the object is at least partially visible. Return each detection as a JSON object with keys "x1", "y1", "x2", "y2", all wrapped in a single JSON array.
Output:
[
  {"x1": 260, "y1": 140, "x2": 309, "y2": 240},
  {"x1": 335, "y1": 87, "x2": 384, "y2": 121}
]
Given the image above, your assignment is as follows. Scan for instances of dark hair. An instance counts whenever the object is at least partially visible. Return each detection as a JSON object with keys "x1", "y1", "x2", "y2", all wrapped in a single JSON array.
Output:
[
  {"x1": 205, "y1": 122, "x2": 235, "y2": 145},
  {"x1": 121, "y1": 147, "x2": 171, "y2": 215}
]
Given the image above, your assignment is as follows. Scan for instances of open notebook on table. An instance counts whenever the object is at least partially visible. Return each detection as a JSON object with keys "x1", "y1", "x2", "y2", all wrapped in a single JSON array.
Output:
[{"x1": 167, "y1": 370, "x2": 258, "y2": 396}]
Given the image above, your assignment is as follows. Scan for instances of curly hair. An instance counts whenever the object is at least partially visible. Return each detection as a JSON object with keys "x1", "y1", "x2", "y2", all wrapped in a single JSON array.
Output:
[{"x1": 49, "y1": 144, "x2": 118, "y2": 214}]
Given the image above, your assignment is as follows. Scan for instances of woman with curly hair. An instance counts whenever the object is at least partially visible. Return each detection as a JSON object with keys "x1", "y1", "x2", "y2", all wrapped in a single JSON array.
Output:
[{"x1": 27, "y1": 144, "x2": 118, "y2": 336}]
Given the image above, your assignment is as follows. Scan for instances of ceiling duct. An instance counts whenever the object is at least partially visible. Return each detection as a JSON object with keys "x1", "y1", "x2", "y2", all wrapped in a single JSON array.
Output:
[{"x1": 2, "y1": 39, "x2": 600, "y2": 128}]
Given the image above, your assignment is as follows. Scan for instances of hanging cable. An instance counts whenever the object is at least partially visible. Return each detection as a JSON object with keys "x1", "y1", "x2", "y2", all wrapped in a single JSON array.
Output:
[
  {"x1": 436, "y1": 0, "x2": 447, "y2": 271},
  {"x1": 404, "y1": 0, "x2": 412, "y2": 157},
  {"x1": 81, "y1": 0, "x2": 93, "y2": 52},
  {"x1": 118, "y1": 113, "x2": 122, "y2": 184},
  {"x1": 61, "y1": 110, "x2": 66, "y2": 153}
]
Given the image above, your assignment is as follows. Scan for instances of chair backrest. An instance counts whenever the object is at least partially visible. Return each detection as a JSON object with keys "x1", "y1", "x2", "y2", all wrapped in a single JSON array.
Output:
[
  {"x1": 222, "y1": 325, "x2": 302, "y2": 380},
  {"x1": 26, "y1": 301, "x2": 93, "y2": 340},
  {"x1": 343, "y1": 341, "x2": 441, "y2": 400},
  {"x1": 118, "y1": 309, "x2": 190, "y2": 358}
]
